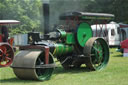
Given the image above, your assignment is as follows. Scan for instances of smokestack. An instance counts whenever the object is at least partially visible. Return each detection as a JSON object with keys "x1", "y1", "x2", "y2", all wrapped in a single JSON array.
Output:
[{"x1": 43, "y1": 0, "x2": 50, "y2": 34}]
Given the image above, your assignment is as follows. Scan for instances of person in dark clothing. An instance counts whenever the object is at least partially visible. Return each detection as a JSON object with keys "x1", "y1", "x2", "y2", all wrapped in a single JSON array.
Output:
[{"x1": 1, "y1": 26, "x2": 9, "y2": 42}]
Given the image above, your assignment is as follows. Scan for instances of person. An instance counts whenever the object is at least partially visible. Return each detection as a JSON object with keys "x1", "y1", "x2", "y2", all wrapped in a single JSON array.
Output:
[{"x1": 1, "y1": 25, "x2": 8, "y2": 42}]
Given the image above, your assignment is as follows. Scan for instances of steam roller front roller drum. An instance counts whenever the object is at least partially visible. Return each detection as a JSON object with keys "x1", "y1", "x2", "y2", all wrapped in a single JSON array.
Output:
[
  {"x1": 11, "y1": 50, "x2": 54, "y2": 81},
  {"x1": 83, "y1": 37, "x2": 109, "y2": 70},
  {"x1": 0, "y1": 43, "x2": 14, "y2": 67}
]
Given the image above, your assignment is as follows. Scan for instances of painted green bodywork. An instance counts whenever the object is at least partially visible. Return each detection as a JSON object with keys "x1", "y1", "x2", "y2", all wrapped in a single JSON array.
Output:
[
  {"x1": 51, "y1": 30, "x2": 75, "y2": 56},
  {"x1": 66, "y1": 33, "x2": 75, "y2": 44},
  {"x1": 57, "y1": 29, "x2": 66, "y2": 38},
  {"x1": 53, "y1": 44, "x2": 74, "y2": 56},
  {"x1": 77, "y1": 23, "x2": 93, "y2": 47}
]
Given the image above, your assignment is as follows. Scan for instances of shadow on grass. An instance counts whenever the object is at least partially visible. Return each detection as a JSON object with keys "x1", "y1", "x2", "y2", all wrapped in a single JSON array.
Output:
[
  {"x1": 0, "y1": 66, "x2": 92, "y2": 83},
  {"x1": 53, "y1": 66, "x2": 91, "y2": 75},
  {"x1": 112, "y1": 54, "x2": 123, "y2": 57},
  {"x1": 0, "y1": 77, "x2": 44, "y2": 83}
]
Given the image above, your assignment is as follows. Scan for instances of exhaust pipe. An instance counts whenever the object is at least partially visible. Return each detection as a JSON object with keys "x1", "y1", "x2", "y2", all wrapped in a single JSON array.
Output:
[{"x1": 43, "y1": 0, "x2": 50, "y2": 34}]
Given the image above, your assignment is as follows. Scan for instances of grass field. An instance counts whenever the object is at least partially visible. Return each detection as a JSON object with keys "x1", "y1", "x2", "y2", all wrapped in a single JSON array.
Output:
[{"x1": 0, "y1": 48, "x2": 128, "y2": 85}]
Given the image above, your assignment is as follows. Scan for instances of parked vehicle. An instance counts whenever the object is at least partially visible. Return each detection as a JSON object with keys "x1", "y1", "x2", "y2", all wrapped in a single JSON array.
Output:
[
  {"x1": 91, "y1": 22, "x2": 128, "y2": 47},
  {"x1": 0, "y1": 20, "x2": 20, "y2": 67}
]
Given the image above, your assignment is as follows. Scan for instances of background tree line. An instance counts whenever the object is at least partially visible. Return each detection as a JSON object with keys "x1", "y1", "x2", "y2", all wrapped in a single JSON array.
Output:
[
  {"x1": 0, "y1": 0, "x2": 42, "y2": 35},
  {"x1": 0, "y1": 0, "x2": 128, "y2": 35}
]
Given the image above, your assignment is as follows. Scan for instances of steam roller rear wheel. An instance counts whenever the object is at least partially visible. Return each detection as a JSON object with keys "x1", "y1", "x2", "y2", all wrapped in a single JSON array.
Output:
[
  {"x1": 83, "y1": 37, "x2": 109, "y2": 70},
  {"x1": 12, "y1": 50, "x2": 54, "y2": 81},
  {"x1": 0, "y1": 43, "x2": 14, "y2": 67}
]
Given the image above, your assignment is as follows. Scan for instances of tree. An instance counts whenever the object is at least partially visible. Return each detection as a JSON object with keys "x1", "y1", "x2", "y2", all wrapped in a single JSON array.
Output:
[
  {"x1": 113, "y1": 0, "x2": 128, "y2": 23},
  {"x1": 0, "y1": 0, "x2": 42, "y2": 35},
  {"x1": 86, "y1": 0, "x2": 128, "y2": 23}
]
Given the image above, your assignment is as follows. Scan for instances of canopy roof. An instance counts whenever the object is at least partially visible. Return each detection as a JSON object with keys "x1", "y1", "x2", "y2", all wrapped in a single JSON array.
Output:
[
  {"x1": 0, "y1": 20, "x2": 20, "y2": 25},
  {"x1": 60, "y1": 12, "x2": 114, "y2": 20}
]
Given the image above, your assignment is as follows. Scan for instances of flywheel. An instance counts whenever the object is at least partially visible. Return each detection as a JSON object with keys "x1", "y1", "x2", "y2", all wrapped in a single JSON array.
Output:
[{"x1": 77, "y1": 23, "x2": 93, "y2": 47}]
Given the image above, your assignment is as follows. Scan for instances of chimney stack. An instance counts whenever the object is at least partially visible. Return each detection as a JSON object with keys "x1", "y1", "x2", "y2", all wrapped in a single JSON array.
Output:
[{"x1": 43, "y1": 0, "x2": 50, "y2": 34}]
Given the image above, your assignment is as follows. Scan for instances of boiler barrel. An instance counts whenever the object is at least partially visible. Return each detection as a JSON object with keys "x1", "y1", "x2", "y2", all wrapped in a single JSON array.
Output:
[{"x1": 52, "y1": 44, "x2": 74, "y2": 56}]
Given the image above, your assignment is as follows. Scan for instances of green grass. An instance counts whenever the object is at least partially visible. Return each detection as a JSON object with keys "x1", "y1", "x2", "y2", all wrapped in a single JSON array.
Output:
[{"x1": 0, "y1": 48, "x2": 128, "y2": 85}]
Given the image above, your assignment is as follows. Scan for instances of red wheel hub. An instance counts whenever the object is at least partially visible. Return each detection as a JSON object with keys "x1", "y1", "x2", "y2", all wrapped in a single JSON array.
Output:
[{"x1": 0, "y1": 43, "x2": 14, "y2": 67}]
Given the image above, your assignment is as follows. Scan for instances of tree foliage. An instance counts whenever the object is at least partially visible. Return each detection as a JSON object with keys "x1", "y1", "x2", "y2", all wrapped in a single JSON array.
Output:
[
  {"x1": 0, "y1": 0, "x2": 42, "y2": 35},
  {"x1": 86, "y1": 0, "x2": 128, "y2": 23},
  {"x1": 0, "y1": 0, "x2": 128, "y2": 35}
]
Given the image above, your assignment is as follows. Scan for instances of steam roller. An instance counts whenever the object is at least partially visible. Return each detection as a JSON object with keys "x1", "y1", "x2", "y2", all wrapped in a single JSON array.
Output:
[
  {"x1": 12, "y1": 22, "x2": 111, "y2": 81},
  {"x1": 11, "y1": 1, "x2": 114, "y2": 81}
]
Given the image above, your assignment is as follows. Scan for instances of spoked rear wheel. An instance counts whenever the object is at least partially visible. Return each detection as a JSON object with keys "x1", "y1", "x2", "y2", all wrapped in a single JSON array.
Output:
[
  {"x1": 0, "y1": 43, "x2": 14, "y2": 67},
  {"x1": 83, "y1": 37, "x2": 109, "y2": 70}
]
